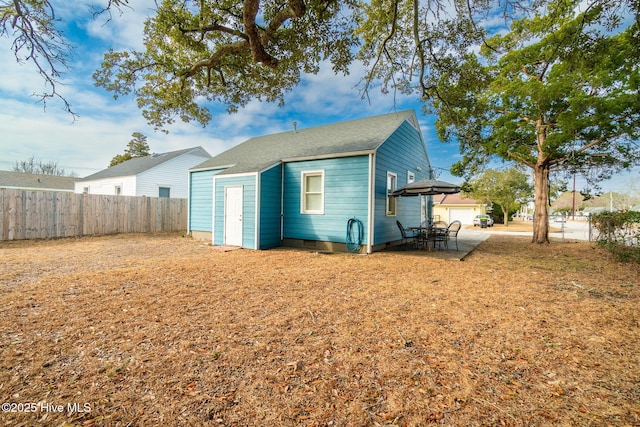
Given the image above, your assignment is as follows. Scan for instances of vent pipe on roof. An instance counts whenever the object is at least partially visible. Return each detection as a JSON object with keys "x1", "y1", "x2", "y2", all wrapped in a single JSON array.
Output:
[{"x1": 292, "y1": 121, "x2": 297, "y2": 134}]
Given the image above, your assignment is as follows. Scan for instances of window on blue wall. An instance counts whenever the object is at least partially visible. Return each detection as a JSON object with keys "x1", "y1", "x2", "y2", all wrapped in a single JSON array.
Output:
[
  {"x1": 302, "y1": 171, "x2": 324, "y2": 214},
  {"x1": 386, "y1": 172, "x2": 397, "y2": 216}
]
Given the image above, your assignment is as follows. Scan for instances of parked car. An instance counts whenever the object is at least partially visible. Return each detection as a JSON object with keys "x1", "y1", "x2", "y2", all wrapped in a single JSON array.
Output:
[
  {"x1": 512, "y1": 213, "x2": 533, "y2": 221},
  {"x1": 473, "y1": 214, "x2": 494, "y2": 227}
]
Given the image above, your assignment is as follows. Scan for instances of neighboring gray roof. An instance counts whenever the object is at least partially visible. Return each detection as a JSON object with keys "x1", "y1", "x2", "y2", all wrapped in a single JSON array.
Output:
[
  {"x1": 0, "y1": 170, "x2": 75, "y2": 191},
  {"x1": 78, "y1": 146, "x2": 211, "y2": 181},
  {"x1": 191, "y1": 110, "x2": 419, "y2": 175}
]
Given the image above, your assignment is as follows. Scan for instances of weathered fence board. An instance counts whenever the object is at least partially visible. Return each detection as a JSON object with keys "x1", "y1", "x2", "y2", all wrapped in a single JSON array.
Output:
[{"x1": 0, "y1": 189, "x2": 187, "y2": 241}]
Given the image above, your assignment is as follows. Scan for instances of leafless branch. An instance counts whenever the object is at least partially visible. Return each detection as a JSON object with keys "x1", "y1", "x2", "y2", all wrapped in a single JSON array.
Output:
[{"x1": 2, "y1": 0, "x2": 77, "y2": 117}]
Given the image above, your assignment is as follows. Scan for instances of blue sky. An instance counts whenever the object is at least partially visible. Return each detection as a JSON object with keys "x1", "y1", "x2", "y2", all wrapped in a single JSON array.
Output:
[{"x1": 0, "y1": 0, "x2": 637, "y2": 194}]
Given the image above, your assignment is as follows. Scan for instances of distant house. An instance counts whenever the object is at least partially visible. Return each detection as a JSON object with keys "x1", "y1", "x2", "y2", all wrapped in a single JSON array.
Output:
[
  {"x1": 188, "y1": 110, "x2": 433, "y2": 253},
  {"x1": 433, "y1": 193, "x2": 487, "y2": 225},
  {"x1": 0, "y1": 170, "x2": 75, "y2": 192},
  {"x1": 75, "y1": 147, "x2": 211, "y2": 198}
]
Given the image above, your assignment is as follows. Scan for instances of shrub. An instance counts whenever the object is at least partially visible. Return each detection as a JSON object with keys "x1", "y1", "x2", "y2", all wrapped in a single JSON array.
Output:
[{"x1": 591, "y1": 211, "x2": 640, "y2": 263}]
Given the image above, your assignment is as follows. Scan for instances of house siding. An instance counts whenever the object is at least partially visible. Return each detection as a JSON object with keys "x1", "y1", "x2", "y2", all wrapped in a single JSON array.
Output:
[
  {"x1": 138, "y1": 152, "x2": 209, "y2": 198},
  {"x1": 74, "y1": 176, "x2": 136, "y2": 196},
  {"x1": 189, "y1": 169, "x2": 224, "y2": 232},
  {"x1": 283, "y1": 156, "x2": 369, "y2": 244},
  {"x1": 213, "y1": 174, "x2": 257, "y2": 249},
  {"x1": 374, "y1": 121, "x2": 431, "y2": 245},
  {"x1": 259, "y1": 165, "x2": 282, "y2": 249}
]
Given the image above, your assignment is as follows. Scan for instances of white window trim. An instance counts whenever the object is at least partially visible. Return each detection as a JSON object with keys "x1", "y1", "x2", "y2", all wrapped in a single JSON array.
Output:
[
  {"x1": 301, "y1": 170, "x2": 325, "y2": 214},
  {"x1": 407, "y1": 171, "x2": 415, "y2": 184},
  {"x1": 386, "y1": 171, "x2": 397, "y2": 216}
]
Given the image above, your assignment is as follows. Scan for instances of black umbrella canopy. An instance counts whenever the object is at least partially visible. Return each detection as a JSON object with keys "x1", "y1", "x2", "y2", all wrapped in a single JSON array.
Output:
[{"x1": 391, "y1": 179, "x2": 461, "y2": 197}]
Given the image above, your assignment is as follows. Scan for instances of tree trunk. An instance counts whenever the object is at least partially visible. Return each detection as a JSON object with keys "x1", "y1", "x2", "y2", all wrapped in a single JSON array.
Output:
[
  {"x1": 532, "y1": 163, "x2": 550, "y2": 244},
  {"x1": 503, "y1": 209, "x2": 509, "y2": 227}
]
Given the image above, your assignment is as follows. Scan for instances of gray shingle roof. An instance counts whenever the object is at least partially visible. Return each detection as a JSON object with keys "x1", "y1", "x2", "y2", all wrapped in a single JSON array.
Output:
[
  {"x1": 191, "y1": 110, "x2": 417, "y2": 174},
  {"x1": 78, "y1": 146, "x2": 210, "y2": 181},
  {"x1": 0, "y1": 170, "x2": 76, "y2": 191}
]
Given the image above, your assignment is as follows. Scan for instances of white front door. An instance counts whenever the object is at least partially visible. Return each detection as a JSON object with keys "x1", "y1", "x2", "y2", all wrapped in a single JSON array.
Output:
[{"x1": 224, "y1": 186, "x2": 243, "y2": 246}]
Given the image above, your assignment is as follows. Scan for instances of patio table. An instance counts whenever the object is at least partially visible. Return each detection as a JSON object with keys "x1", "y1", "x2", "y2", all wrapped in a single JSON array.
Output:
[
  {"x1": 426, "y1": 226, "x2": 448, "y2": 250},
  {"x1": 410, "y1": 226, "x2": 448, "y2": 250}
]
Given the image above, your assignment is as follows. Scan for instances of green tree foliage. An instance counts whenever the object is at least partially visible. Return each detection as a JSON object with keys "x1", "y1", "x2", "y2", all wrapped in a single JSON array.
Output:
[
  {"x1": 92, "y1": 0, "x2": 358, "y2": 130},
  {"x1": 109, "y1": 132, "x2": 151, "y2": 167},
  {"x1": 465, "y1": 168, "x2": 533, "y2": 226}
]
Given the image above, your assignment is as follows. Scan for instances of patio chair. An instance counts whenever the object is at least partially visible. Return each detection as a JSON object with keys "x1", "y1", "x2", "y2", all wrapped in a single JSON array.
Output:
[
  {"x1": 396, "y1": 220, "x2": 419, "y2": 249},
  {"x1": 446, "y1": 220, "x2": 462, "y2": 251}
]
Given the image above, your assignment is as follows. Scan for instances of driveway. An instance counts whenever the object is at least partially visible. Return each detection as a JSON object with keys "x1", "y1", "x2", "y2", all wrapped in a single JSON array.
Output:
[{"x1": 470, "y1": 219, "x2": 593, "y2": 241}]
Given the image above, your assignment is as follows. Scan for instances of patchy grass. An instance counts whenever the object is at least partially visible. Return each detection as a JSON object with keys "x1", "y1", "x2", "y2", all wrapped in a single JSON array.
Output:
[{"x1": 0, "y1": 233, "x2": 638, "y2": 426}]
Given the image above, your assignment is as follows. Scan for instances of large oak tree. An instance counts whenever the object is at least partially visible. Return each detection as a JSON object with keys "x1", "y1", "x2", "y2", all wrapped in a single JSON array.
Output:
[
  {"x1": 431, "y1": 2, "x2": 640, "y2": 243},
  {"x1": 357, "y1": 0, "x2": 640, "y2": 243}
]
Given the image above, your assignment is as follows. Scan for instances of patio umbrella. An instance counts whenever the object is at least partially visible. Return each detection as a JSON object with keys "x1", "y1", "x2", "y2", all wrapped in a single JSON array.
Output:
[{"x1": 391, "y1": 179, "x2": 461, "y2": 197}]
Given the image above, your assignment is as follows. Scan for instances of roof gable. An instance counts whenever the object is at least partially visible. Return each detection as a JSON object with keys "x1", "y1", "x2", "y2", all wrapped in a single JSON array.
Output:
[
  {"x1": 192, "y1": 110, "x2": 418, "y2": 174},
  {"x1": 79, "y1": 146, "x2": 210, "y2": 181},
  {"x1": 436, "y1": 193, "x2": 484, "y2": 206}
]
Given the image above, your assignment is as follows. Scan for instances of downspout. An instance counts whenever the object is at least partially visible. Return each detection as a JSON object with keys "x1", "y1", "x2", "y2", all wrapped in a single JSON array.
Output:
[
  {"x1": 280, "y1": 162, "x2": 284, "y2": 242},
  {"x1": 255, "y1": 173, "x2": 260, "y2": 249},
  {"x1": 187, "y1": 171, "x2": 192, "y2": 235},
  {"x1": 211, "y1": 176, "x2": 217, "y2": 245},
  {"x1": 367, "y1": 152, "x2": 376, "y2": 254}
]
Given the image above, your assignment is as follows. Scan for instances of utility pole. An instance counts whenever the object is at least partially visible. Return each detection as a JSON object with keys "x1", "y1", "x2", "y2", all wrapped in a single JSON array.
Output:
[{"x1": 571, "y1": 172, "x2": 576, "y2": 220}]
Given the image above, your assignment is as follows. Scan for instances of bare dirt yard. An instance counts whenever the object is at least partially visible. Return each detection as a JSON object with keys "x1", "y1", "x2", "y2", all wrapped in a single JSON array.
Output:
[{"x1": 1, "y1": 233, "x2": 638, "y2": 426}]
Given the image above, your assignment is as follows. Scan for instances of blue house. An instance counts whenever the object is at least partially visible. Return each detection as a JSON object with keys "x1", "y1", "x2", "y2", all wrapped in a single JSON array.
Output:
[{"x1": 188, "y1": 110, "x2": 433, "y2": 253}]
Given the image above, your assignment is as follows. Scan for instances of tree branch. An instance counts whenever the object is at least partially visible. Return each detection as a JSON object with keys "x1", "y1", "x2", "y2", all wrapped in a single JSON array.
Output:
[
  {"x1": 549, "y1": 133, "x2": 615, "y2": 167},
  {"x1": 2, "y1": 0, "x2": 76, "y2": 117},
  {"x1": 361, "y1": 0, "x2": 399, "y2": 99},
  {"x1": 180, "y1": 0, "x2": 307, "y2": 80},
  {"x1": 181, "y1": 23, "x2": 249, "y2": 41},
  {"x1": 181, "y1": 41, "x2": 249, "y2": 79},
  {"x1": 412, "y1": 0, "x2": 427, "y2": 98}
]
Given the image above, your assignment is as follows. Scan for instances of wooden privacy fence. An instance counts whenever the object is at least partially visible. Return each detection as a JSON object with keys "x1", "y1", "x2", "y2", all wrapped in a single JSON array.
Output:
[{"x1": 0, "y1": 189, "x2": 188, "y2": 241}]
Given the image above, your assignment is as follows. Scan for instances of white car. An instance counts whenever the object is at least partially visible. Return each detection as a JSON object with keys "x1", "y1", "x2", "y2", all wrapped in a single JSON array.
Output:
[{"x1": 473, "y1": 214, "x2": 494, "y2": 227}]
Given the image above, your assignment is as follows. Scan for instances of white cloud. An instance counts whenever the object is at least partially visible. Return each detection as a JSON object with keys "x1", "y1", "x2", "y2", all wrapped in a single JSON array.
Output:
[
  {"x1": 0, "y1": 38, "x2": 63, "y2": 97},
  {"x1": 80, "y1": 0, "x2": 151, "y2": 51}
]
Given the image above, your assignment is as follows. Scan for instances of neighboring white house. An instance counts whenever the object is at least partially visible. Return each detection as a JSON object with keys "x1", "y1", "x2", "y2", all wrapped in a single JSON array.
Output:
[
  {"x1": 75, "y1": 147, "x2": 211, "y2": 198},
  {"x1": 433, "y1": 193, "x2": 488, "y2": 225}
]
